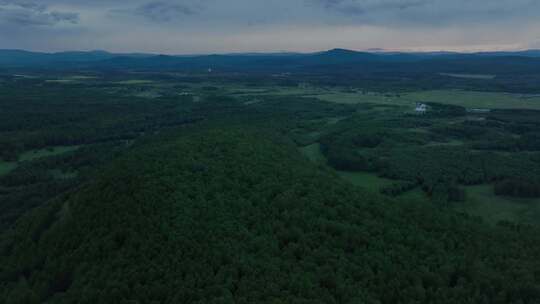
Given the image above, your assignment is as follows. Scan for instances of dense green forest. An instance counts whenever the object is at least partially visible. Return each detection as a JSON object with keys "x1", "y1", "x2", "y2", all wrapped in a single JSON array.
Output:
[
  {"x1": 1, "y1": 70, "x2": 540, "y2": 303},
  {"x1": 2, "y1": 128, "x2": 540, "y2": 304}
]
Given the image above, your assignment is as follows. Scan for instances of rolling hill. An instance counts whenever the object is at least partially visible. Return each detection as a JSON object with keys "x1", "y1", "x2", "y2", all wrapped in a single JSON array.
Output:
[{"x1": 1, "y1": 127, "x2": 539, "y2": 303}]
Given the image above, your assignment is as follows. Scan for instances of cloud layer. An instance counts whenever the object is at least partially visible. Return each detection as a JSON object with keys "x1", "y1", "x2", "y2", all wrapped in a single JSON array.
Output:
[
  {"x1": 314, "y1": 0, "x2": 540, "y2": 26},
  {"x1": 0, "y1": 0, "x2": 78, "y2": 26},
  {"x1": 1, "y1": 0, "x2": 539, "y2": 53}
]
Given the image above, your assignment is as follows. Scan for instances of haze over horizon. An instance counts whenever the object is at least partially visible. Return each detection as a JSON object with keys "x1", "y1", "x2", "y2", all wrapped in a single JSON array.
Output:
[{"x1": 1, "y1": 0, "x2": 540, "y2": 54}]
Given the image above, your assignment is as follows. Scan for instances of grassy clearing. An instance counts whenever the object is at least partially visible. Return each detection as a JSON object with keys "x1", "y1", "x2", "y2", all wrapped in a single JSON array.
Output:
[
  {"x1": 300, "y1": 143, "x2": 326, "y2": 165},
  {"x1": 45, "y1": 76, "x2": 99, "y2": 83},
  {"x1": 183, "y1": 82, "x2": 540, "y2": 111},
  {"x1": 403, "y1": 90, "x2": 540, "y2": 110},
  {"x1": 326, "y1": 116, "x2": 347, "y2": 125},
  {"x1": 230, "y1": 88, "x2": 274, "y2": 95},
  {"x1": 425, "y1": 140, "x2": 465, "y2": 147},
  {"x1": 45, "y1": 79, "x2": 76, "y2": 83},
  {"x1": 66, "y1": 76, "x2": 98, "y2": 80},
  {"x1": 309, "y1": 92, "x2": 402, "y2": 105},
  {"x1": 439, "y1": 73, "x2": 496, "y2": 80},
  {"x1": 13, "y1": 74, "x2": 37, "y2": 78},
  {"x1": 453, "y1": 184, "x2": 540, "y2": 225},
  {"x1": 308, "y1": 89, "x2": 540, "y2": 110},
  {"x1": 134, "y1": 91, "x2": 162, "y2": 99},
  {"x1": 337, "y1": 171, "x2": 395, "y2": 191},
  {"x1": 300, "y1": 143, "x2": 397, "y2": 192},
  {"x1": 19, "y1": 146, "x2": 80, "y2": 162},
  {"x1": 0, "y1": 161, "x2": 17, "y2": 176},
  {"x1": 211, "y1": 84, "x2": 328, "y2": 97},
  {"x1": 270, "y1": 87, "x2": 327, "y2": 96}
]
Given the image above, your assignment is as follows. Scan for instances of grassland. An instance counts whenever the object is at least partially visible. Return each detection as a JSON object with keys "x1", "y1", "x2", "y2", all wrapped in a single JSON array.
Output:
[
  {"x1": 439, "y1": 73, "x2": 496, "y2": 80},
  {"x1": 337, "y1": 171, "x2": 396, "y2": 190},
  {"x1": 19, "y1": 146, "x2": 80, "y2": 162},
  {"x1": 300, "y1": 143, "x2": 396, "y2": 192},
  {"x1": 100, "y1": 79, "x2": 540, "y2": 111},
  {"x1": 114, "y1": 80, "x2": 155, "y2": 85},
  {"x1": 66, "y1": 76, "x2": 98, "y2": 80},
  {"x1": 454, "y1": 184, "x2": 540, "y2": 225},
  {"x1": 304, "y1": 89, "x2": 540, "y2": 110},
  {"x1": 299, "y1": 143, "x2": 326, "y2": 165},
  {"x1": 45, "y1": 76, "x2": 99, "y2": 84},
  {"x1": 307, "y1": 92, "x2": 401, "y2": 105},
  {"x1": 218, "y1": 82, "x2": 540, "y2": 111},
  {"x1": 45, "y1": 79, "x2": 77, "y2": 84},
  {"x1": 134, "y1": 91, "x2": 162, "y2": 99},
  {"x1": 404, "y1": 90, "x2": 540, "y2": 110}
]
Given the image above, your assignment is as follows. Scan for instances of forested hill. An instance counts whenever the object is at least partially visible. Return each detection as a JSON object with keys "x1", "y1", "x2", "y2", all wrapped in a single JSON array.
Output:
[{"x1": 2, "y1": 127, "x2": 540, "y2": 303}]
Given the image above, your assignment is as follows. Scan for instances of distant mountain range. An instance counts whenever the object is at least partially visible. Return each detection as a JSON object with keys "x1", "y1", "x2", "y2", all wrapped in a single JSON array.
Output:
[
  {"x1": 1, "y1": 48, "x2": 540, "y2": 74},
  {"x1": 0, "y1": 49, "x2": 153, "y2": 66}
]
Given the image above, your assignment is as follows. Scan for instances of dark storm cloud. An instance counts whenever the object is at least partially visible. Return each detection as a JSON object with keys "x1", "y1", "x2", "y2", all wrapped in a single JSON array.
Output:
[{"x1": 0, "y1": 0, "x2": 78, "y2": 26}]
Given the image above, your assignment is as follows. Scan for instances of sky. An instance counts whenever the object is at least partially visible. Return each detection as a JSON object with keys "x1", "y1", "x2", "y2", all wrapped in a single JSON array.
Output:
[{"x1": 1, "y1": 0, "x2": 540, "y2": 54}]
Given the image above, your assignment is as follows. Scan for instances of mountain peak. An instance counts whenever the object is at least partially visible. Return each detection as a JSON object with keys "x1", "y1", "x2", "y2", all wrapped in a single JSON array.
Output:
[{"x1": 325, "y1": 48, "x2": 360, "y2": 55}]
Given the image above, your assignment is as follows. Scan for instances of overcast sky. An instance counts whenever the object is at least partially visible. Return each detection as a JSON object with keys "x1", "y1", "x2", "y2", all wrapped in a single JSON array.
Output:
[{"x1": 1, "y1": 0, "x2": 540, "y2": 54}]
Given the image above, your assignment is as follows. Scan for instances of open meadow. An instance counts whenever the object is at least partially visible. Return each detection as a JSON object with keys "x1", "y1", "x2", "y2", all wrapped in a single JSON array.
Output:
[
  {"x1": 455, "y1": 184, "x2": 540, "y2": 225},
  {"x1": 309, "y1": 89, "x2": 540, "y2": 110}
]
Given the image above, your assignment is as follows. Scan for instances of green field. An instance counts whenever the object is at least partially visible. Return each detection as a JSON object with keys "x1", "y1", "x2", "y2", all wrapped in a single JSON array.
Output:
[
  {"x1": 308, "y1": 89, "x2": 540, "y2": 110},
  {"x1": 171, "y1": 82, "x2": 540, "y2": 111},
  {"x1": 309, "y1": 92, "x2": 402, "y2": 105},
  {"x1": 337, "y1": 171, "x2": 395, "y2": 190},
  {"x1": 0, "y1": 161, "x2": 17, "y2": 176},
  {"x1": 299, "y1": 143, "x2": 326, "y2": 164},
  {"x1": 300, "y1": 143, "x2": 396, "y2": 192},
  {"x1": 45, "y1": 79, "x2": 77, "y2": 83},
  {"x1": 454, "y1": 184, "x2": 540, "y2": 225},
  {"x1": 218, "y1": 83, "x2": 540, "y2": 111},
  {"x1": 134, "y1": 91, "x2": 162, "y2": 99},
  {"x1": 115, "y1": 80, "x2": 155, "y2": 85},
  {"x1": 19, "y1": 146, "x2": 80, "y2": 162},
  {"x1": 45, "y1": 75, "x2": 99, "y2": 84},
  {"x1": 439, "y1": 73, "x2": 496, "y2": 80},
  {"x1": 66, "y1": 76, "x2": 98, "y2": 80},
  {"x1": 404, "y1": 90, "x2": 540, "y2": 110}
]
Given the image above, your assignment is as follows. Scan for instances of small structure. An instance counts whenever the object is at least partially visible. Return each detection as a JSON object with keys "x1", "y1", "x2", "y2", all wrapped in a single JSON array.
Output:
[{"x1": 415, "y1": 103, "x2": 428, "y2": 114}]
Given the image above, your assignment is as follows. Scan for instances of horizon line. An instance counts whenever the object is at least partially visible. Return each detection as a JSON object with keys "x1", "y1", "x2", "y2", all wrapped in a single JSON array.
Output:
[{"x1": 1, "y1": 47, "x2": 539, "y2": 57}]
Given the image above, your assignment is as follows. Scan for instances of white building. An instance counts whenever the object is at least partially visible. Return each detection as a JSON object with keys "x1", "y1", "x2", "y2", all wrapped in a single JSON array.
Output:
[{"x1": 415, "y1": 103, "x2": 427, "y2": 114}]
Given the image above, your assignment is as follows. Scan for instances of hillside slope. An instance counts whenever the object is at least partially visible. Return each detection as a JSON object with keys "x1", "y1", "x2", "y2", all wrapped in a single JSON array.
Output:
[{"x1": 1, "y1": 128, "x2": 540, "y2": 304}]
